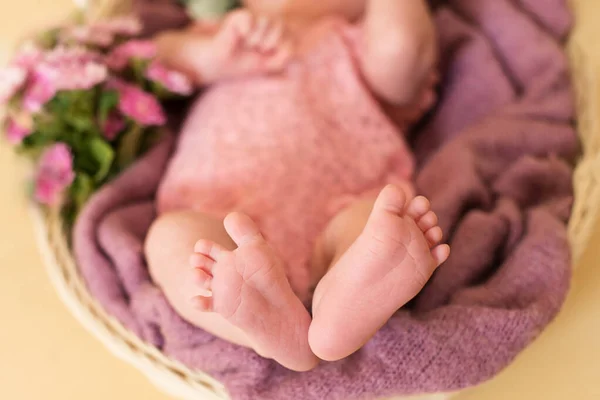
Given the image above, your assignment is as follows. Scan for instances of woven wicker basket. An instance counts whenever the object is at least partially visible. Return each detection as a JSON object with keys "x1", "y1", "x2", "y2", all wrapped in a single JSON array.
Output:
[{"x1": 29, "y1": 0, "x2": 599, "y2": 399}]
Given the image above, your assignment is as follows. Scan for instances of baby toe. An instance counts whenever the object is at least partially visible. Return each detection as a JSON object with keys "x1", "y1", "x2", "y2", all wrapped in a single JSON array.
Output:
[
  {"x1": 192, "y1": 267, "x2": 213, "y2": 289},
  {"x1": 424, "y1": 226, "x2": 443, "y2": 247},
  {"x1": 417, "y1": 211, "x2": 438, "y2": 232},
  {"x1": 431, "y1": 244, "x2": 450, "y2": 267},
  {"x1": 405, "y1": 196, "x2": 431, "y2": 220},
  {"x1": 194, "y1": 239, "x2": 227, "y2": 261},
  {"x1": 373, "y1": 184, "x2": 408, "y2": 215},
  {"x1": 224, "y1": 212, "x2": 265, "y2": 247},
  {"x1": 189, "y1": 252, "x2": 215, "y2": 271}
]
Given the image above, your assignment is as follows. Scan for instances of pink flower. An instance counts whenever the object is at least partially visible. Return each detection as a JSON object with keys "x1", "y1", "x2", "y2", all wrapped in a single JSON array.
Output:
[
  {"x1": 60, "y1": 25, "x2": 114, "y2": 47},
  {"x1": 22, "y1": 66, "x2": 57, "y2": 112},
  {"x1": 56, "y1": 61, "x2": 108, "y2": 91},
  {"x1": 5, "y1": 117, "x2": 32, "y2": 144},
  {"x1": 44, "y1": 45, "x2": 100, "y2": 66},
  {"x1": 20, "y1": 47, "x2": 108, "y2": 112},
  {"x1": 113, "y1": 80, "x2": 166, "y2": 126},
  {"x1": 102, "y1": 111, "x2": 125, "y2": 140},
  {"x1": 145, "y1": 61, "x2": 193, "y2": 95},
  {"x1": 46, "y1": 47, "x2": 107, "y2": 90},
  {"x1": 0, "y1": 66, "x2": 27, "y2": 104},
  {"x1": 106, "y1": 40, "x2": 156, "y2": 70},
  {"x1": 12, "y1": 42, "x2": 44, "y2": 70},
  {"x1": 94, "y1": 17, "x2": 142, "y2": 37},
  {"x1": 34, "y1": 143, "x2": 76, "y2": 206}
]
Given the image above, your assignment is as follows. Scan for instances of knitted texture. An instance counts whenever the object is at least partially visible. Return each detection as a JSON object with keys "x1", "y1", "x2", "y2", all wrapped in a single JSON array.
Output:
[
  {"x1": 156, "y1": 19, "x2": 414, "y2": 299},
  {"x1": 73, "y1": 1, "x2": 577, "y2": 399}
]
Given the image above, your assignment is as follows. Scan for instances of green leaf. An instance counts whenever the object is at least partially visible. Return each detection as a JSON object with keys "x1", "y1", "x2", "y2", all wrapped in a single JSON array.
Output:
[
  {"x1": 117, "y1": 124, "x2": 144, "y2": 170},
  {"x1": 20, "y1": 131, "x2": 55, "y2": 150},
  {"x1": 70, "y1": 172, "x2": 94, "y2": 209},
  {"x1": 98, "y1": 90, "x2": 120, "y2": 125},
  {"x1": 66, "y1": 114, "x2": 95, "y2": 132},
  {"x1": 75, "y1": 89, "x2": 97, "y2": 116},
  {"x1": 131, "y1": 58, "x2": 151, "y2": 85},
  {"x1": 149, "y1": 81, "x2": 168, "y2": 99},
  {"x1": 46, "y1": 90, "x2": 98, "y2": 134},
  {"x1": 61, "y1": 203, "x2": 78, "y2": 229},
  {"x1": 87, "y1": 137, "x2": 115, "y2": 182},
  {"x1": 62, "y1": 171, "x2": 95, "y2": 227},
  {"x1": 47, "y1": 92, "x2": 72, "y2": 115},
  {"x1": 185, "y1": 0, "x2": 239, "y2": 19},
  {"x1": 36, "y1": 27, "x2": 61, "y2": 49},
  {"x1": 15, "y1": 143, "x2": 44, "y2": 159}
]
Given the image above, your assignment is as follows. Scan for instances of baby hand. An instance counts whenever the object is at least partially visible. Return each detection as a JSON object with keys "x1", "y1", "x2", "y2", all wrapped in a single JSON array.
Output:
[
  {"x1": 210, "y1": 10, "x2": 294, "y2": 81},
  {"x1": 155, "y1": 10, "x2": 293, "y2": 86}
]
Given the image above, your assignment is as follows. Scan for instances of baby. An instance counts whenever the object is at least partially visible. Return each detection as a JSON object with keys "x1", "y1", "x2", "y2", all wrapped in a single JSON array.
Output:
[{"x1": 145, "y1": 0, "x2": 449, "y2": 372}]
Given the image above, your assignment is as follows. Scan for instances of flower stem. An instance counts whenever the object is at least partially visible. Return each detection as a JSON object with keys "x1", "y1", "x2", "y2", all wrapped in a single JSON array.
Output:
[{"x1": 117, "y1": 123, "x2": 143, "y2": 169}]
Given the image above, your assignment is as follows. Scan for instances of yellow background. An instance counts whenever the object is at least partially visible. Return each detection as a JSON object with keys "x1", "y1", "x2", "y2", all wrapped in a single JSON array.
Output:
[{"x1": 0, "y1": 0, "x2": 599, "y2": 399}]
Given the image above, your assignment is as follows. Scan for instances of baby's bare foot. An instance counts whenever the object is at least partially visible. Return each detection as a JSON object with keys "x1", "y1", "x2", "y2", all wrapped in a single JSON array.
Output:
[
  {"x1": 309, "y1": 185, "x2": 449, "y2": 361},
  {"x1": 189, "y1": 212, "x2": 318, "y2": 371}
]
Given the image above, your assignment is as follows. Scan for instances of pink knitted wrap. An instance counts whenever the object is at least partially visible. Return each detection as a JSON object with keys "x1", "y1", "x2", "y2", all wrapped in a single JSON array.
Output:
[{"x1": 157, "y1": 20, "x2": 415, "y2": 298}]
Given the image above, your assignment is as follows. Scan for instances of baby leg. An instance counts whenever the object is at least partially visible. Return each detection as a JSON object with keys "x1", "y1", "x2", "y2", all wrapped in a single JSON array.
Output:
[
  {"x1": 145, "y1": 211, "x2": 318, "y2": 371},
  {"x1": 308, "y1": 185, "x2": 449, "y2": 361}
]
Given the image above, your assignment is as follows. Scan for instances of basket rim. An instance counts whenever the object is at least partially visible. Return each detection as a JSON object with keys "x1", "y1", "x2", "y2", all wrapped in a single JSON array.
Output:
[
  {"x1": 22, "y1": 2, "x2": 597, "y2": 399},
  {"x1": 30, "y1": 204, "x2": 230, "y2": 400},
  {"x1": 30, "y1": 204, "x2": 459, "y2": 400}
]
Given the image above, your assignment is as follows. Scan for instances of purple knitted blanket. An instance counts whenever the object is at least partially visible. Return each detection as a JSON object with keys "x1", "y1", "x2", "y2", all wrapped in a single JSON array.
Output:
[{"x1": 73, "y1": 1, "x2": 577, "y2": 399}]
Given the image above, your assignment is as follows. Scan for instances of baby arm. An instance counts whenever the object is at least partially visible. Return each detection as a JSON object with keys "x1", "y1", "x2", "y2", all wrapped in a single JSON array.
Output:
[
  {"x1": 360, "y1": 0, "x2": 437, "y2": 106},
  {"x1": 155, "y1": 10, "x2": 293, "y2": 87}
]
